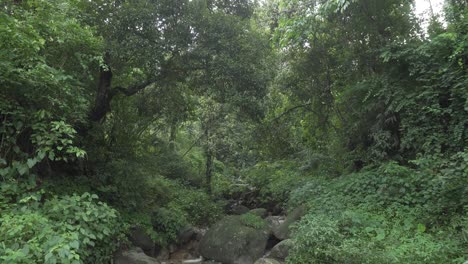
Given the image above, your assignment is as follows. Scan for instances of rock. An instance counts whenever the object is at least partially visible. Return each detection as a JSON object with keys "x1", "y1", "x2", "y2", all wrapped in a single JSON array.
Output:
[
  {"x1": 265, "y1": 216, "x2": 284, "y2": 235},
  {"x1": 193, "y1": 227, "x2": 206, "y2": 241},
  {"x1": 183, "y1": 257, "x2": 203, "y2": 263},
  {"x1": 231, "y1": 204, "x2": 250, "y2": 215},
  {"x1": 254, "y1": 258, "x2": 283, "y2": 264},
  {"x1": 114, "y1": 247, "x2": 160, "y2": 264},
  {"x1": 269, "y1": 239, "x2": 293, "y2": 260},
  {"x1": 249, "y1": 208, "x2": 268, "y2": 218},
  {"x1": 199, "y1": 215, "x2": 269, "y2": 264},
  {"x1": 169, "y1": 243, "x2": 178, "y2": 253},
  {"x1": 273, "y1": 205, "x2": 306, "y2": 240},
  {"x1": 170, "y1": 249, "x2": 196, "y2": 261},
  {"x1": 155, "y1": 248, "x2": 169, "y2": 261},
  {"x1": 129, "y1": 227, "x2": 155, "y2": 255},
  {"x1": 178, "y1": 226, "x2": 196, "y2": 245}
]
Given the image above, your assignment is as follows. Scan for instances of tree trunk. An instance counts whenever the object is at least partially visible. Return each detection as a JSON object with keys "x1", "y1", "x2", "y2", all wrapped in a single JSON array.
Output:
[
  {"x1": 88, "y1": 53, "x2": 156, "y2": 124},
  {"x1": 204, "y1": 128, "x2": 213, "y2": 194},
  {"x1": 89, "y1": 63, "x2": 113, "y2": 122},
  {"x1": 169, "y1": 119, "x2": 178, "y2": 151}
]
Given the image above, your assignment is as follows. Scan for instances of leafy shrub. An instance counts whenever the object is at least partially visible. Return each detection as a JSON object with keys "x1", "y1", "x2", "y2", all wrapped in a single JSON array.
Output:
[
  {"x1": 242, "y1": 160, "x2": 307, "y2": 209},
  {"x1": 337, "y1": 162, "x2": 430, "y2": 208},
  {"x1": 153, "y1": 149, "x2": 204, "y2": 186},
  {"x1": 288, "y1": 177, "x2": 339, "y2": 210},
  {"x1": 288, "y1": 208, "x2": 465, "y2": 264},
  {"x1": 148, "y1": 180, "x2": 224, "y2": 246},
  {"x1": 0, "y1": 192, "x2": 122, "y2": 264},
  {"x1": 212, "y1": 169, "x2": 244, "y2": 198},
  {"x1": 169, "y1": 187, "x2": 224, "y2": 226},
  {"x1": 0, "y1": 212, "x2": 81, "y2": 264},
  {"x1": 289, "y1": 160, "x2": 467, "y2": 222},
  {"x1": 287, "y1": 160, "x2": 468, "y2": 263},
  {"x1": 91, "y1": 159, "x2": 158, "y2": 213},
  {"x1": 43, "y1": 193, "x2": 122, "y2": 262},
  {"x1": 287, "y1": 214, "x2": 343, "y2": 263},
  {"x1": 151, "y1": 207, "x2": 189, "y2": 246},
  {"x1": 89, "y1": 157, "x2": 224, "y2": 247}
]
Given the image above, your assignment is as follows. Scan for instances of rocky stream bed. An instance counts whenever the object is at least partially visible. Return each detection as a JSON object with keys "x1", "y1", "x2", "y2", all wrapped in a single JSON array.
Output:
[{"x1": 113, "y1": 205, "x2": 306, "y2": 264}]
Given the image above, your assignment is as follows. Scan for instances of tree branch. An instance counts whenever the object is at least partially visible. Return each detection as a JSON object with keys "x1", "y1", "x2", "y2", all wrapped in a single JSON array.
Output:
[
  {"x1": 181, "y1": 133, "x2": 205, "y2": 158},
  {"x1": 272, "y1": 102, "x2": 314, "y2": 122},
  {"x1": 89, "y1": 62, "x2": 157, "y2": 123},
  {"x1": 111, "y1": 80, "x2": 156, "y2": 97},
  {"x1": 271, "y1": 101, "x2": 340, "y2": 132}
]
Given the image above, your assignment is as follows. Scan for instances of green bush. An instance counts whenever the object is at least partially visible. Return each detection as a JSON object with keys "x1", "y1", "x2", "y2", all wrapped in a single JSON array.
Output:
[
  {"x1": 43, "y1": 193, "x2": 122, "y2": 262},
  {"x1": 151, "y1": 207, "x2": 189, "y2": 247},
  {"x1": 89, "y1": 158, "x2": 224, "y2": 247},
  {"x1": 242, "y1": 160, "x2": 307, "y2": 209},
  {"x1": 337, "y1": 162, "x2": 430, "y2": 208},
  {"x1": 286, "y1": 160, "x2": 468, "y2": 263},
  {"x1": 290, "y1": 160, "x2": 467, "y2": 221},
  {"x1": 288, "y1": 208, "x2": 465, "y2": 264},
  {"x1": 169, "y1": 187, "x2": 224, "y2": 226},
  {"x1": 288, "y1": 177, "x2": 339, "y2": 210},
  {"x1": 287, "y1": 214, "x2": 343, "y2": 263},
  {"x1": 118, "y1": 183, "x2": 224, "y2": 247},
  {"x1": 0, "y1": 192, "x2": 122, "y2": 264},
  {"x1": 0, "y1": 212, "x2": 81, "y2": 264}
]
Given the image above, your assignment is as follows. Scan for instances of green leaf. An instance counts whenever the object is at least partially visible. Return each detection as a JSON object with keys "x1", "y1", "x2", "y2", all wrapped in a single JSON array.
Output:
[
  {"x1": 13, "y1": 146, "x2": 21, "y2": 154},
  {"x1": 27, "y1": 158, "x2": 37, "y2": 169},
  {"x1": 70, "y1": 240, "x2": 79, "y2": 249},
  {"x1": 17, "y1": 164, "x2": 28, "y2": 176},
  {"x1": 37, "y1": 151, "x2": 46, "y2": 160},
  {"x1": 417, "y1": 223, "x2": 426, "y2": 233},
  {"x1": 375, "y1": 229, "x2": 386, "y2": 241},
  {"x1": 0, "y1": 168, "x2": 10, "y2": 177}
]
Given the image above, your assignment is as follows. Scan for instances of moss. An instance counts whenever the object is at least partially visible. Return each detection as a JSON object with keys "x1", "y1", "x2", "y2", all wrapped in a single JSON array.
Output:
[{"x1": 240, "y1": 213, "x2": 267, "y2": 229}]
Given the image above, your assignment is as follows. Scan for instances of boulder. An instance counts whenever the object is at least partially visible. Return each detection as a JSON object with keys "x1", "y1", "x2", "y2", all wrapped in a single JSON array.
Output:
[
  {"x1": 231, "y1": 204, "x2": 250, "y2": 215},
  {"x1": 114, "y1": 247, "x2": 160, "y2": 264},
  {"x1": 199, "y1": 215, "x2": 269, "y2": 264},
  {"x1": 269, "y1": 239, "x2": 293, "y2": 260},
  {"x1": 254, "y1": 258, "x2": 283, "y2": 264},
  {"x1": 154, "y1": 248, "x2": 169, "y2": 261},
  {"x1": 265, "y1": 216, "x2": 284, "y2": 236},
  {"x1": 178, "y1": 226, "x2": 196, "y2": 245},
  {"x1": 273, "y1": 205, "x2": 306, "y2": 240},
  {"x1": 170, "y1": 248, "x2": 197, "y2": 262},
  {"x1": 249, "y1": 208, "x2": 268, "y2": 218},
  {"x1": 129, "y1": 227, "x2": 155, "y2": 255},
  {"x1": 193, "y1": 227, "x2": 206, "y2": 241}
]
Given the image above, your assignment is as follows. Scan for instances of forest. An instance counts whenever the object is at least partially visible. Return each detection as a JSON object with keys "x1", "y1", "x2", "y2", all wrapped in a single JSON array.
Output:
[{"x1": 0, "y1": 0, "x2": 467, "y2": 263}]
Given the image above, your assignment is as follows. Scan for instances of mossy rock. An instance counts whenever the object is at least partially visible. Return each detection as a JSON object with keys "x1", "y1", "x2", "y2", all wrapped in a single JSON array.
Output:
[
  {"x1": 199, "y1": 215, "x2": 269, "y2": 264},
  {"x1": 249, "y1": 208, "x2": 268, "y2": 218},
  {"x1": 273, "y1": 205, "x2": 306, "y2": 240},
  {"x1": 254, "y1": 258, "x2": 283, "y2": 264},
  {"x1": 114, "y1": 247, "x2": 160, "y2": 264},
  {"x1": 269, "y1": 239, "x2": 293, "y2": 260},
  {"x1": 240, "y1": 213, "x2": 267, "y2": 229}
]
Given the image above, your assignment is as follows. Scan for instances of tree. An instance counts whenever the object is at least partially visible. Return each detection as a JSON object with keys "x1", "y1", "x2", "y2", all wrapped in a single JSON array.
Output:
[
  {"x1": 184, "y1": 0, "x2": 272, "y2": 192},
  {"x1": 263, "y1": 0, "x2": 420, "y2": 165},
  {"x1": 0, "y1": 0, "x2": 101, "y2": 177}
]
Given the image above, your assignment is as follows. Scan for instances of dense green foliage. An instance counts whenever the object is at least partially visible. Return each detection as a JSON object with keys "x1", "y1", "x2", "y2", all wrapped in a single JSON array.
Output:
[
  {"x1": 287, "y1": 162, "x2": 467, "y2": 263},
  {"x1": 0, "y1": 191, "x2": 121, "y2": 263},
  {"x1": 260, "y1": 1, "x2": 468, "y2": 262},
  {"x1": 0, "y1": 0, "x2": 466, "y2": 263}
]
